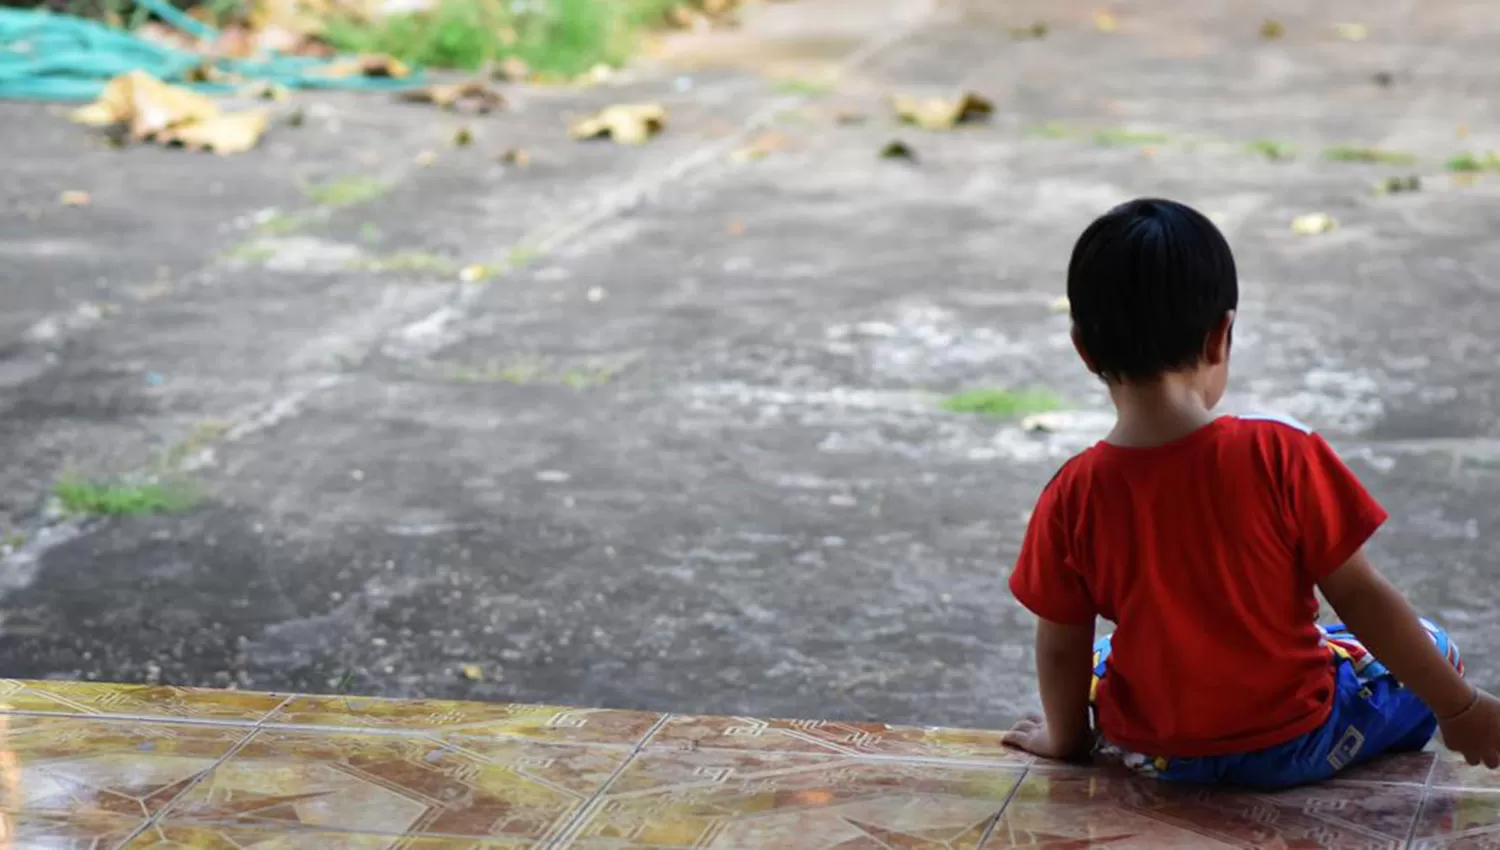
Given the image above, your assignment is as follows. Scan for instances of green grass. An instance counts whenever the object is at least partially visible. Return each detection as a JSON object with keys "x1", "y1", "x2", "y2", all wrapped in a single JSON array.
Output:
[
  {"x1": 1246, "y1": 139, "x2": 1296, "y2": 161},
  {"x1": 1025, "y1": 122, "x2": 1075, "y2": 139},
  {"x1": 53, "y1": 479, "x2": 196, "y2": 517},
  {"x1": 1447, "y1": 151, "x2": 1500, "y2": 173},
  {"x1": 1092, "y1": 128, "x2": 1171, "y2": 146},
  {"x1": 1323, "y1": 146, "x2": 1417, "y2": 166},
  {"x1": 302, "y1": 176, "x2": 391, "y2": 208},
  {"x1": 324, "y1": 0, "x2": 678, "y2": 76},
  {"x1": 940, "y1": 388, "x2": 1061, "y2": 418},
  {"x1": 774, "y1": 78, "x2": 833, "y2": 96},
  {"x1": 350, "y1": 250, "x2": 457, "y2": 275}
]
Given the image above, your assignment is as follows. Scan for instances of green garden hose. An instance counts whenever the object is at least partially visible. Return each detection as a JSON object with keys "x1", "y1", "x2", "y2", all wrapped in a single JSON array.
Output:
[{"x1": 0, "y1": 0, "x2": 423, "y2": 101}]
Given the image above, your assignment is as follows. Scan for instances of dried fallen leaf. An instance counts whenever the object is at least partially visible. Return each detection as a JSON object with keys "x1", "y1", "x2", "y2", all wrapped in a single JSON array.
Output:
[
  {"x1": 158, "y1": 109, "x2": 270, "y2": 155},
  {"x1": 1374, "y1": 175, "x2": 1421, "y2": 195},
  {"x1": 1333, "y1": 22, "x2": 1368, "y2": 41},
  {"x1": 1371, "y1": 71, "x2": 1395, "y2": 87},
  {"x1": 499, "y1": 148, "x2": 531, "y2": 167},
  {"x1": 59, "y1": 190, "x2": 90, "y2": 206},
  {"x1": 319, "y1": 54, "x2": 410, "y2": 79},
  {"x1": 833, "y1": 108, "x2": 867, "y2": 126},
  {"x1": 1007, "y1": 21, "x2": 1048, "y2": 40},
  {"x1": 70, "y1": 71, "x2": 268, "y2": 155},
  {"x1": 496, "y1": 56, "x2": 531, "y2": 82},
  {"x1": 879, "y1": 140, "x2": 916, "y2": 161},
  {"x1": 1260, "y1": 19, "x2": 1285, "y2": 40},
  {"x1": 452, "y1": 127, "x2": 475, "y2": 147},
  {"x1": 402, "y1": 81, "x2": 505, "y2": 114},
  {"x1": 460, "y1": 664, "x2": 483, "y2": 681},
  {"x1": 569, "y1": 103, "x2": 667, "y2": 145},
  {"x1": 730, "y1": 132, "x2": 789, "y2": 162},
  {"x1": 890, "y1": 91, "x2": 993, "y2": 130},
  {"x1": 725, "y1": 220, "x2": 745, "y2": 236},
  {"x1": 415, "y1": 149, "x2": 437, "y2": 166},
  {"x1": 1093, "y1": 10, "x2": 1117, "y2": 32},
  {"x1": 1291, "y1": 213, "x2": 1336, "y2": 235},
  {"x1": 459, "y1": 264, "x2": 492, "y2": 282},
  {"x1": 71, "y1": 70, "x2": 219, "y2": 139}
]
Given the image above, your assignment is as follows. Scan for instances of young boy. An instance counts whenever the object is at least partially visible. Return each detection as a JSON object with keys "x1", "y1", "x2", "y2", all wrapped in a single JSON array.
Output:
[{"x1": 1002, "y1": 198, "x2": 1500, "y2": 787}]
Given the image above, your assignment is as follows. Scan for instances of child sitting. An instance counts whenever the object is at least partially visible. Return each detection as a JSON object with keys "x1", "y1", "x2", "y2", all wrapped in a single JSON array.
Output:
[{"x1": 1002, "y1": 198, "x2": 1500, "y2": 787}]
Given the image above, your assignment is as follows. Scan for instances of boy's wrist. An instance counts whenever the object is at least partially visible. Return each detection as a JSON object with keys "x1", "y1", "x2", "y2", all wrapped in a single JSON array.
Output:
[
  {"x1": 1432, "y1": 680, "x2": 1480, "y2": 722},
  {"x1": 1437, "y1": 685, "x2": 1481, "y2": 723}
]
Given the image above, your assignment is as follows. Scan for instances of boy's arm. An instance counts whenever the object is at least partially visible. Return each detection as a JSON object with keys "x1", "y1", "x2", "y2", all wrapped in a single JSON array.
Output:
[
  {"x1": 1004, "y1": 617, "x2": 1096, "y2": 760},
  {"x1": 1320, "y1": 550, "x2": 1500, "y2": 766}
]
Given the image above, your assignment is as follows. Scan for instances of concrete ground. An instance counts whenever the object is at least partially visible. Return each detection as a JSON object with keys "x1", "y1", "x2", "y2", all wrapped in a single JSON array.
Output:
[{"x1": 3, "y1": 0, "x2": 1500, "y2": 730}]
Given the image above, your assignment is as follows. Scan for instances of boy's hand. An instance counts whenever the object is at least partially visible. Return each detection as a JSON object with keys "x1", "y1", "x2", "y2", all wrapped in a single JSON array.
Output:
[
  {"x1": 1440, "y1": 689, "x2": 1500, "y2": 769},
  {"x1": 1003, "y1": 712, "x2": 1089, "y2": 760}
]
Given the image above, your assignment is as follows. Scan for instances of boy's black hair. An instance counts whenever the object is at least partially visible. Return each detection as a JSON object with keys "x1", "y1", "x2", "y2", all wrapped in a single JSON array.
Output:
[{"x1": 1067, "y1": 198, "x2": 1238, "y2": 382}]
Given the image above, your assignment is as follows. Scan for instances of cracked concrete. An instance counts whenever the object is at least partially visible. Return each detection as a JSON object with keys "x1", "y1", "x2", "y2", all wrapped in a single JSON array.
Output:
[{"x1": 3, "y1": 0, "x2": 1500, "y2": 730}]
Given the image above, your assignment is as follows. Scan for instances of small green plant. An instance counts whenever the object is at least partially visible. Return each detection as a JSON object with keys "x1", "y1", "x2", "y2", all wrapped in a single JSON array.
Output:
[
  {"x1": 325, "y1": 0, "x2": 677, "y2": 76},
  {"x1": 1323, "y1": 146, "x2": 1417, "y2": 166},
  {"x1": 253, "y1": 209, "x2": 309, "y2": 237},
  {"x1": 1093, "y1": 128, "x2": 1171, "y2": 146},
  {"x1": 941, "y1": 388, "x2": 1061, "y2": 418},
  {"x1": 1447, "y1": 151, "x2": 1500, "y2": 173},
  {"x1": 220, "y1": 240, "x2": 276, "y2": 264},
  {"x1": 53, "y1": 479, "x2": 197, "y2": 517},
  {"x1": 350, "y1": 250, "x2": 456, "y2": 275},
  {"x1": 302, "y1": 176, "x2": 391, "y2": 208},
  {"x1": 774, "y1": 77, "x2": 833, "y2": 96},
  {"x1": 1246, "y1": 139, "x2": 1296, "y2": 161},
  {"x1": 1025, "y1": 122, "x2": 1075, "y2": 139}
]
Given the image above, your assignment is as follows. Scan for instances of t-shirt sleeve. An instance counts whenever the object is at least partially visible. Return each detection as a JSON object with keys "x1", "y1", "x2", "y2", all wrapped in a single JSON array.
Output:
[
  {"x1": 1288, "y1": 433, "x2": 1389, "y2": 579},
  {"x1": 1009, "y1": 478, "x2": 1096, "y2": 625}
]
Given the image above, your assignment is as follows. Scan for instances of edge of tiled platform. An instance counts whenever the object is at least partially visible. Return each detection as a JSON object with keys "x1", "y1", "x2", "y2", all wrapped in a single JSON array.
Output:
[{"x1": 12, "y1": 679, "x2": 1500, "y2": 848}]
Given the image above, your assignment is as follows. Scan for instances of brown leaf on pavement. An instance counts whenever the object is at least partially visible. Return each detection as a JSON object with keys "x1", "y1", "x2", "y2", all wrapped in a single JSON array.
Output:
[
  {"x1": 499, "y1": 148, "x2": 531, "y2": 166},
  {"x1": 879, "y1": 140, "x2": 916, "y2": 161},
  {"x1": 1093, "y1": 10, "x2": 1117, "y2": 32},
  {"x1": 402, "y1": 80, "x2": 506, "y2": 114},
  {"x1": 157, "y1": 110, "x2": 270, "y2": 155},
  {"x1": 318, "y1": 54, "x2": 411, "y2": 79},
  {"x1": 1260, "y1": 19, "x2": 1285, "y2": 40},
  {"x1": 59, "y1": 191, "x2": 91, "y2": 206},
  {"x1": 730, "y1": 131, "x2": 789, "y2": 162},
  {"x1": 569, "y1": 103, "x2": 667, "y2": 144},
  {"x1": 1291, "y1": 213, "x2": 1336, "y2": 235},
  {"x1": 890, "y1": 92, "x2": 993, "y2": 130},
  {"x1": 71, "y1": 70, "x2": 219, "y2": 139},
  {"x1": 1007, "y1": 21, "x2": 1047, "y2": 40}
]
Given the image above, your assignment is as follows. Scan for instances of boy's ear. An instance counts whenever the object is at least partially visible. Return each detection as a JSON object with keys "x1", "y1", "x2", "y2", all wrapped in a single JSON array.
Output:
[
  {"x1": 1204, "y1": 310, "x2": 1236, "y2": 365},
  {"x1": 1070, "y1": 324, "x2": 1100, "y2": 374}
]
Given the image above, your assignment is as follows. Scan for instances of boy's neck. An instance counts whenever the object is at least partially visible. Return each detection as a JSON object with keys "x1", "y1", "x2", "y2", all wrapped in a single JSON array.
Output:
[{"x1": 1105, "y1": 372, "x2": 1218, "y2": 448}]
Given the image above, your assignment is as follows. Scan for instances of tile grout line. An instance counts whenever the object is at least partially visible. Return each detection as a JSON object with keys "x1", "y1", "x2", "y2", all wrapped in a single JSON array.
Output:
[
  {"x1": 1403, "y1": 752, "x2": 1442, "y2": 848},
  {"x1": 542, "y1": 712, "x2": 673, "y2": 850},
  {"x1": 120, "y1": 723, "x2": 266, "y2": 847},
  {"x1": 974, "y1": 764, "x2": 1028, "y2": 849}
]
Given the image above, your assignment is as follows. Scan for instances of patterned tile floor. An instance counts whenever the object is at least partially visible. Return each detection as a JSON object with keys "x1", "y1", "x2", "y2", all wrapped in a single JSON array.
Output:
[{"x1": 4, "y1": 679, "x2": 1498, "y2": 849}]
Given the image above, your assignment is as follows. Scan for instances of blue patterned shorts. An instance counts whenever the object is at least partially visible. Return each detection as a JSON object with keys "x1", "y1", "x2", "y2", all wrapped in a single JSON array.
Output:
[{"x1": 1091, "y1": 619, "x2": 1462, "y2": 789}]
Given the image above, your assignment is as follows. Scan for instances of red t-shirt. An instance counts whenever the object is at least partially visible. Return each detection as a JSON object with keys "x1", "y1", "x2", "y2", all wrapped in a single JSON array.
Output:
[{"x1": 1009, "y1": 415, "x2": 1388, "y2": 758}]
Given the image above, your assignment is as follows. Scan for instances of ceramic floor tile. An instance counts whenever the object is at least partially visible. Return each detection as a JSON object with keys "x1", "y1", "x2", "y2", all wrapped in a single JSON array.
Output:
[
  {"x1": 265, "y1": 694, "x2": 662, "y2": 746},
  {"x1": 123, "y1": 822, "x2": 537, "y2": 848},
  {"x1": 2, "y1": 713, "x2": 251, "y2": 818},
  {"x1": 563, "y1": 746, "x2": 1023, "y2": 849},
  {"x1": 985, "y1": 771, "x2": 1425, "y2": 849},
  {"x1": 0, "y1": 810, "x2": 147, "y2": 850},
  {"x1": 0, "y1": 679, "x2": 284, "y2": 724},
  {"x1": 161, "y1": 728, "x2": 631, "y2": 841},
  {"x1": 1431, "y1": 751, "x2": 1500, "y2": 791},
  {"x1": 1332, "y1": 751, "x2": 1438, "y2": 786},
  {"x1": 647, "y1": 715, "x2": 1029, "y2": 764},
  {"x1": 1410, "y1": 787, "x2": 1500, "y2": 848}
]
